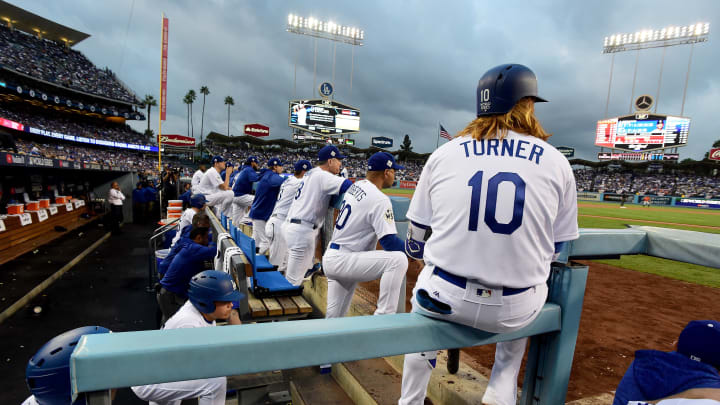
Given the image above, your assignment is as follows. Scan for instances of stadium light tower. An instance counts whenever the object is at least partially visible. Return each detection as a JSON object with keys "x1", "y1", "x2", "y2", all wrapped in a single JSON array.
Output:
[
  {"x1": 286, "y1": 14, "x2": 364, "y2": 98},
  {"x1": 602, "y1": 23, "x2": 710, "y2": 118}
]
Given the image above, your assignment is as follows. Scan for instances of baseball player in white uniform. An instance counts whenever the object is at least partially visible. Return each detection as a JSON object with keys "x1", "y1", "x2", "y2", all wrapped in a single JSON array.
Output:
[
  {"x1": 191, "y1": 164, "x2": 207, "y2": 193},
  {"x1": 398, "y1": 64, "x2": 578, "y2": 405},
  {"x1": 197, "y1": 156, "x2": 234, "y2": 218},
  {"x1": 324, "y1": 152, "x2": 409, "y2": 319},
  {"x1": 132, "y1": 270, "x2": 242, "y2": 405},
  {"x1": 282, "y1": 145, "x2": 353, "y2": 286},
  {"x1": 170, "y1": 194, "x2": 207, "y2": 247},
  {"x1": 266, "y1": 159, "x2": 311, "y2": 273}
]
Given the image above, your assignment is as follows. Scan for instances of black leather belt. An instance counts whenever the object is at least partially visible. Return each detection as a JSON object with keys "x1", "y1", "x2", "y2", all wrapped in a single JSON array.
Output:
[
  {"x1": 433, "y1": 267, "x2": 531, "y2": 296},
  {"x1": 290, "y1": 218, "x2": 317, "y2": 229}
]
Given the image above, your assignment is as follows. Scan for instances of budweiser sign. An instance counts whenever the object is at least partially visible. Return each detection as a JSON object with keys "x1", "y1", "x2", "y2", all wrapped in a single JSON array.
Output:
[
  {"x1": 710, "y1": 148, "x2": 720, "y2": 161},
  {"x1": 244, "y1": 123, "x2": 270, "y2": 137},
  {"x1": 160, "y1": 134, "x2": 196, "y2": 147}
]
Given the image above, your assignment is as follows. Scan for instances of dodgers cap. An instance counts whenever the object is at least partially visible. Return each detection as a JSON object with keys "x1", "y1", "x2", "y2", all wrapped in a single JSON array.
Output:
[
  {"x1": 368, "y1": 152, "x2": 404, "y2": 171},
  {"x1": 678, "y1": 320, "x2": 720, "y2": 368},
  {"x1": 318, "y1": 145, "x2": 346, "y2": 161},
  {"x1": 211, "y1": 155, "x2": 224, "y2": 164},
  {"x1": 294, "y1": 160, "x2": 312, "y2": 172}
]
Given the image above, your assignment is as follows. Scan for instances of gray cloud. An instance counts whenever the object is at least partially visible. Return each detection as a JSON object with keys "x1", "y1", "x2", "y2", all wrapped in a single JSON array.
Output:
[{"x1": 10, "y1": 0, "x2": 720, "y2": 160}]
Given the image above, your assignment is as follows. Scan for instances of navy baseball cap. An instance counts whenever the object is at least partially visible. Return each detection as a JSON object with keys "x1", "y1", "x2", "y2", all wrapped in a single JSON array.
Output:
[
  {"x1": 267, "y1": 157, "x2": 284, "y2": 167},
  {"x1": 246, "y1": 156, "x2": 259, "y2": 164},
  {"x1": 368, "y1": 152, "x2": 404, "y2": 171},
  {"x1": 211, "y1": 155, "x2": 224, "y2": 164},
  {"x1": 678, "y1": 320, "x2": 720, "y2": 368},
  {"x1": 190, "y1": 193, "x2": 208, "y2": 209},
  {"x1": 294, "y1": 159, "x2": 312, "y2": 172},
  {"x1": 318, "y1": 145, "x2": 346, "y2": 161}
]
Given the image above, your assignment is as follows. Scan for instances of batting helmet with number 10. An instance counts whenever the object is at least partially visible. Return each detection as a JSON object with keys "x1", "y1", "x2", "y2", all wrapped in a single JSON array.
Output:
[{"x1": 476, "y1": 64, "x2": 548, "y2": 117}]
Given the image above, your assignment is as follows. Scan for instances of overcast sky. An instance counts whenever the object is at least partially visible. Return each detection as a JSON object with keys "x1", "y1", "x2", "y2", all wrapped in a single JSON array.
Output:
[{"x1": 10, "y1": 0, "x2": 720, "y2": 160}]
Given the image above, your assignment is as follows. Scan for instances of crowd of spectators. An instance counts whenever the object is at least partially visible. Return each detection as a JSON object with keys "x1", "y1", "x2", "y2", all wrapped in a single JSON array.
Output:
[
  {"x1": 574, "y1": 169, "x2": 720, "y2": 199},
  {"x1": 0, "y1": 24, "x2": 138, "y2": 104},
  {"x1": 8, "y1": 138, "x2": 158, "y2": 172},
  {"x1": 205, "y1": 140, "x2": 423, "y2": 182},
  {"x1": 0, "y1": 105, "x2": 147, "y2": 145}
]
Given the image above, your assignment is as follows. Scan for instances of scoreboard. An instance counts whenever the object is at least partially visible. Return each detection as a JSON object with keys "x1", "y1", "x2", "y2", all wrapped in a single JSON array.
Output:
[
  {"x1": 289, "y1": 99, "x2": 360, "y2": 136},
  {"x1": 596, "y1": 113, "x2": 690, "y2": 152}
]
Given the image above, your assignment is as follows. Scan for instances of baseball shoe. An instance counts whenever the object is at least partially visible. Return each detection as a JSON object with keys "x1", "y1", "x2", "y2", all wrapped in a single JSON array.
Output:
[
  {"x1": 304, "y1": 263, "x2": 322, "y2": 280},
  {"x1": 319, "y1": 364, "x2": 331, "y2": 374}
]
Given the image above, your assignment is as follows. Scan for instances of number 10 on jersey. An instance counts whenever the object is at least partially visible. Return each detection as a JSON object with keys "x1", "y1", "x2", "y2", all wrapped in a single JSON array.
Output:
[{"x1": 467, "y1": 170, "x2": 525, "y2": 235}]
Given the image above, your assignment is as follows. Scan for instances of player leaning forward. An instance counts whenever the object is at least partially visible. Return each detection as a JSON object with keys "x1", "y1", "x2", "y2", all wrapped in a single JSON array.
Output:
[
  {"x1": 282, "y1": 145, "x2": 353, "y2": 286},
  {"x1": 398, "y1": 64, "x2": 579, "y2": 405},
  {"x1": 197, "y1": 155, "x2": 234, "y2": 218}
]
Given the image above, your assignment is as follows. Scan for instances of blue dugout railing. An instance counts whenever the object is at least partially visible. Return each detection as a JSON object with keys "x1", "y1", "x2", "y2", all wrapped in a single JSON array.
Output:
[{"x1": 71, "y1": 200, "x2": 720, "y2": 404}]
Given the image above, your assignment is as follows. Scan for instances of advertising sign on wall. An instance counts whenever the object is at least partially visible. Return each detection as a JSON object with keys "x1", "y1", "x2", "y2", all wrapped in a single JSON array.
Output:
[{"x1": 244, "y1": 123, "x2": 270, "y2": 137}]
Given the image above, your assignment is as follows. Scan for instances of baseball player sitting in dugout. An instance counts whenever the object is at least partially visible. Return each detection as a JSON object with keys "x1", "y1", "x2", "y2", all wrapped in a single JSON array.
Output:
[
  {"x1": 133, "y1": 270, "x2": 242, "y2": 405},
  {"x1": 157, "y1": 221, "x2": 216, "y2": 325},
  {"x1": 398, "y1": 64, "x2": 579, "y2": 405},
  {"x1": 613, "y1": 320, "x2": 720, "y2": 404}
]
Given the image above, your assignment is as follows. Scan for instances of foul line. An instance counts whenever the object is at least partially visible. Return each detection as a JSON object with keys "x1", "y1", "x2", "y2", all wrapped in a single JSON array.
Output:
[
  {"x1": 578, "y1": 214, "x2": 720, "y2": 230},
  {"x1": 0, "y1": 232, "x2": 111, "y2": 324}
]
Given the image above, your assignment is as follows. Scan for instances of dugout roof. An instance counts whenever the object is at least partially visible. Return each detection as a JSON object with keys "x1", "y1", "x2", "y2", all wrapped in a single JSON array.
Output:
[{"x1": 0, "y1": 1, "x2": 90, "y2": 46}]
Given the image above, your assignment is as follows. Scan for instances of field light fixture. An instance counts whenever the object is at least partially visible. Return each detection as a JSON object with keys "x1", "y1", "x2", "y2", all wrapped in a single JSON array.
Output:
[
  {"x1": 603, "y1": 23, "x2": 709, "y2": 53},
  {"x1": 287, "y1": 13, "x2": 364, "y2": 45}
]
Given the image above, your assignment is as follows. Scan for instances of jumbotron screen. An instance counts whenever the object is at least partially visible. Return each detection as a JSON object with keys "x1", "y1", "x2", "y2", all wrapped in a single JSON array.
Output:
[
  {"x1": 595, "y1": 114, "x2": 690, "y2": 152},
  {"x1": 289, "y1": 99, "x2": 360, "y2": 136}
]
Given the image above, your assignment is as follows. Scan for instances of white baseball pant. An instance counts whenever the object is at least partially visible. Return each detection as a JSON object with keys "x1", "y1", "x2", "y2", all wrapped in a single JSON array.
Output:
[
  {"x1": 131, "y1": 376, "x2": 226, "y2": 405},
  {"x1": 398, "y1": 264, "x2": 547, "y2": 405},
  {"x1": 204, "y1": 190, "x2": 234, "y2": 218},
  {"x1": 282, "y1": 221, "x2": 318, "y2": 286},
  {"x1": 265, "y1": 216, "x2": 288, "y2": 272},
  {"x1": 251, "y1": 219, "x2": 269, "y2": 254},
  {"x1": 323, "y1": 248, "x2": 408, "y2": 318},
  {"x1": 231, "y1": 194, "x2": 254, "y2": 225}
]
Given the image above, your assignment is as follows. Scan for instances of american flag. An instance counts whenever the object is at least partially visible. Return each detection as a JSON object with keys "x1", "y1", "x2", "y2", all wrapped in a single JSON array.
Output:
[{"x1": 439, "y1": 124, "x2": 452, "y2": 140}]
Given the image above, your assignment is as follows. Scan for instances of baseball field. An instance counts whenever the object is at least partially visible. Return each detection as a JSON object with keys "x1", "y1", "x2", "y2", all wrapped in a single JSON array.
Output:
[{"x1": 377, "y1": 189, "x2": 720, "y2": 400}]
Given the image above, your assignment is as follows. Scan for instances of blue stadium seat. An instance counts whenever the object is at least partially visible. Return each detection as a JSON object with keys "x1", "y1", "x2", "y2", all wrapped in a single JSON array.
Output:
[{"x1": 235, "y1": 232, "x2": 301, "y2": 298}]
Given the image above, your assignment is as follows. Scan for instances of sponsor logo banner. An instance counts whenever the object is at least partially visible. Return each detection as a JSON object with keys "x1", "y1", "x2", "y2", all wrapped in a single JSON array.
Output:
[
  {"x1": 676, "y1": 198, "x2": 720, "y2": 208},
  {"x1": 371, "y1": 136, "x2": 393, "y2": 148},
  {"x1": 161, "y1": 134, "x2": 196, "y2": 147},
  {"x1": 399, "y1": 180, "x2": 417, "y2": 189},
  {"x1": 577, "y1": 191, "x2": 601, "y2": 201},
  {"x1": 710, "y1": 148, "x2": 720, "y2": 161},
  {"x1": 244, "y1": 123, "x2": 270, "y2": 137},
  {"x1": 603, "y1": 193, "x2": 634, "y2": 202}
]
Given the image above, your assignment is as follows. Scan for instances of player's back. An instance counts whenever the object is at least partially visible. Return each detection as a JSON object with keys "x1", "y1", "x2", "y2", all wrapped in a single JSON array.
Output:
[
  {"x1": 330, "y1": 179, "x2": 395, "y2": 252},
  {"x1": 411, "y1": 131, "x2": 578, "y2": 288},
  {"x1": 286, "y1": 167, "x2": 345, "y2": 227},
  {"x1": 272, "y1": 175, "x2": 301, "y2": 217}
]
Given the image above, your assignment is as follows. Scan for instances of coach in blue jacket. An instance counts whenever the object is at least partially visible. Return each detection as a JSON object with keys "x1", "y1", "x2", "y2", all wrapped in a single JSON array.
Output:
[
  {"x1": 132, "y1": 182, "x2": 146, "y2": 224},
  {"x1": 249, "y1": 158, "x2": 287, "y2": 253},
  {"x1": 231, "y1": 156, "x2": 260, "y2": 225},
  {"x1": 157, "y1": 225, "x2": 216, "y2": 325}
]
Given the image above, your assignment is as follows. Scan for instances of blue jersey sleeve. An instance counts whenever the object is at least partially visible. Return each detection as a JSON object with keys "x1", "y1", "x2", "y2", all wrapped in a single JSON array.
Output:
[
  {"x1": 379, "y1": 234, "x2": 405, "y2": 253},
  {"x1": 339, "y1": 179, "x2": 353, "y2": 194}
]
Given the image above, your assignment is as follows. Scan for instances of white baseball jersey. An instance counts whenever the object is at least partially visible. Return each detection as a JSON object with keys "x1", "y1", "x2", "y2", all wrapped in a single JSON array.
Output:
[
  {"x1": 329, "y1": 180, "x2": 396, "y2": 252},
  {"x1": 272, "y1": 175, "x2": 303, "y2": 218},
  {"x1": 286, "y1": 167, "x2": 346, "y2": 227},
  {"x1": 171, "y1": 208, "x2": 197, "y2": 246},
  {"x1": 165, "y1": 300, "x2": 216, "y2": 329},
  {"x1": 197, "y1": 167, "x2": 223, "y2": 195},
  {"x1": 340, "y1": 167, "x2": 348, "y2": 178},
  {"x1": 191, "y1": 169, "x2": 205, "y2": 192},
  {"x1": 408, "y1": 132, "x2": 578, "y2": 288},
  {"x1": 21, "y1": 396, "x2": 39, "y2": 405}
]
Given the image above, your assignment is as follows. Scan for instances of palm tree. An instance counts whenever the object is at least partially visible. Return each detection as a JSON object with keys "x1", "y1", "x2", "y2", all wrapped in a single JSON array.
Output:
[
  {"x1": 199, "y1": 86, "x2": 210, "y2": 147},
  {"x1": 224, "y1": 96, "x2": 234, "y2": 136},
  {"x1": 142, "y1": 94, "x2": 157, "y2": 134},
  {"x1": 183, "y1": 93, "x2": 192, "y2": 137},
  {"x1": 185, "y1": 89, "x2": 197, "y2": 138}
]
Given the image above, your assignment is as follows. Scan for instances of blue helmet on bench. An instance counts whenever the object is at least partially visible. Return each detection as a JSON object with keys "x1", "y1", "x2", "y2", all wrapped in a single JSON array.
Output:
[
  {"x1": 26, "y1": 326, "x2": 111, "y2": 405},
  {"x1": 190, "y1": 193, "x2": 207, "y2": 209},
  {"x1": 188, "y1": 270, "x2": 244, "y2": 314}
]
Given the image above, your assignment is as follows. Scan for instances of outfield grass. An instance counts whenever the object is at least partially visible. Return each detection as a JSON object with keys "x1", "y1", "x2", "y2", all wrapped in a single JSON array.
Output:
[{"x1": 381, "y1": 189, "x2": 719, "y2": 288}]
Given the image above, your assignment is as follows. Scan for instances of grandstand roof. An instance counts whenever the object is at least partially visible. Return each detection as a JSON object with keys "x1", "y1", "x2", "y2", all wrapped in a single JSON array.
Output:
[{"x1": 0, "y1": 1, "x2": 89, "y2": 46}]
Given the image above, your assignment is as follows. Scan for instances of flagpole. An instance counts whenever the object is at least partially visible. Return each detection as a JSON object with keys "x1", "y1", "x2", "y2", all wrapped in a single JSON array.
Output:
[{"x1": 436, "y1": 121, "x2": 440, "y2": 149}]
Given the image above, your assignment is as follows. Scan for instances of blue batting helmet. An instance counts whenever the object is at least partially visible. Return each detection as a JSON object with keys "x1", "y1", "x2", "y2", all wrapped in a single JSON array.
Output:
[
  {"x1": 188, "y1": 270, "x2": 244, "y2": 314},
  {"x1": 26, "y1": 326, "x2": 111, "y2": 405},
  {"x1": 476, "y1": 64, "x2": 547, "y2": 117},
  {"x1": 190, "y1": 193, "x2": 207, "y2": 209}
]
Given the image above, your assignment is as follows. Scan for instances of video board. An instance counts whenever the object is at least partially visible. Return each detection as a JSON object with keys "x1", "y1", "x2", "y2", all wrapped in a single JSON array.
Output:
[
  {"x1": 597, "y1": 152, "x2": 679, "y2": 161},
  {"x1": 595, "y1": 114, "x2": 690, "y2": 152},
  {"x1": 289, "y1": 99, "x2": 360, "y2": 136}
]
